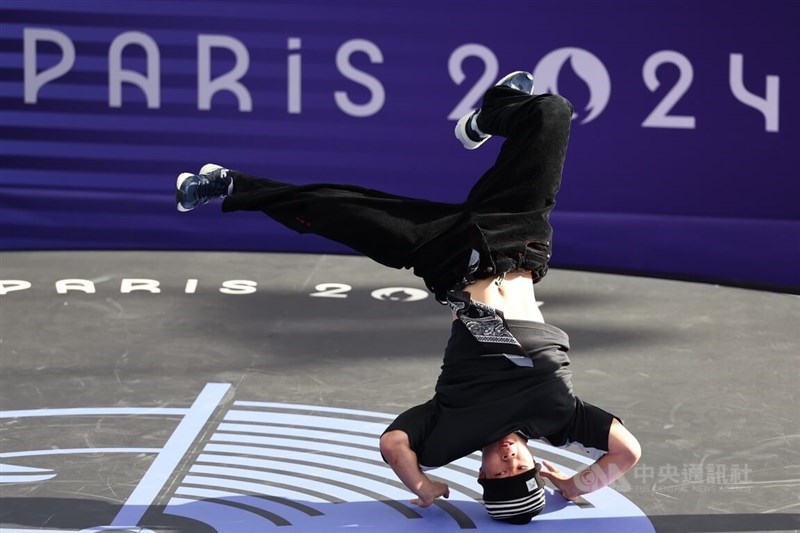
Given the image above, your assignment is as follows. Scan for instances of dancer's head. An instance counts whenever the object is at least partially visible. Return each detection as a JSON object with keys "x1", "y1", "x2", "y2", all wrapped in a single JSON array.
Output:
[{"x1": 478, "y1": 433, "x2": 545, "y2": 524}]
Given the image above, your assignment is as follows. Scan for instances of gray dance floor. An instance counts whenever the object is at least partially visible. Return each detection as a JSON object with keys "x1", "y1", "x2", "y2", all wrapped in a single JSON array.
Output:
[{"x1": 1, "y1": 251, "x2": 798, "y2": 533}]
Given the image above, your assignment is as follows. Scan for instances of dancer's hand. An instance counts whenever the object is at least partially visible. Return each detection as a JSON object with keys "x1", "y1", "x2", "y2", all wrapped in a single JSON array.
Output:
[
  {"x1": 540, "y1": 460, "x2": 579, "y2": 500},
  {"x1": 541, "y1": 420, "x2": 641, "y2": 502},
  {"x1": 411, "y1": 480, "x2": 450, "y2": 507}
]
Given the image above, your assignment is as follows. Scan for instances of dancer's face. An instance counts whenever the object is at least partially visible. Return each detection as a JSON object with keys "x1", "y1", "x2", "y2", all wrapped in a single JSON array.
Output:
[{"x1": 479, "y1": 433, "x2": 535, "y2": 479}]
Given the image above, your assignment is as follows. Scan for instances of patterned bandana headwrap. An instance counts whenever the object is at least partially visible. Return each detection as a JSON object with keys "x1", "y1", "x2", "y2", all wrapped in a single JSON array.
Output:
[
  {"x1": 446, "y1": 291, "x2": 533, "y2": 366},
  {"x1": 478, "y1": 463, "x2": 546, "y2": 524}
]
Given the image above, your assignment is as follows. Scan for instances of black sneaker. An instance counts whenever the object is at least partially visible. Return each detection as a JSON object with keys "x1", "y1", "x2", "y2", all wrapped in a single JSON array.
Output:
[
  {"x1": 176, "y1": 163, "x2": 233, "y2": 212},
  {"x1": 497, "y1": 70, "x2": 535, "y2": 94},
  {"x1": 454, "y1": 71, "x2": 535, "y2": 150}
]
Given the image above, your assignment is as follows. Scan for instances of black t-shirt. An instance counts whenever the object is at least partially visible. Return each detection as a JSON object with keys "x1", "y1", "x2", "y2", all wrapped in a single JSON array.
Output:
[{"x1": 383, "y1": 318, "x2": 616, "y2": 469}]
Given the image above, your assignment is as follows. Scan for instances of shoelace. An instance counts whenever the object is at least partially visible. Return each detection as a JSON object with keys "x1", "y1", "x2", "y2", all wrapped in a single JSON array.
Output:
[{"x1": 195, "y1": 174, "x2": 229, "y2": 200}]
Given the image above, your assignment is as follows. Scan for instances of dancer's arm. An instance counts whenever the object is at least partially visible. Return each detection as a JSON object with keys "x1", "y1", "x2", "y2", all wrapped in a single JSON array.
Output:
[
  {"x1": 539, "y1": 419, "x2": 641, "y2": 500},
  {"x1": 380, "y1": 430, "x2": 450, "y2": 507}
]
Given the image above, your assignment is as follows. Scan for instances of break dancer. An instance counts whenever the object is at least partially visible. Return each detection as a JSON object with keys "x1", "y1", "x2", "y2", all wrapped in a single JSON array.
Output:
[{"x1": 174, "y1": 71, "x2": 641, "y2": 524}]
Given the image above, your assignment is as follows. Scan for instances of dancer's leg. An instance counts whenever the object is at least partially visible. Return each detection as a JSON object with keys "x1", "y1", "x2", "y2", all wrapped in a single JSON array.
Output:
[
  {"x1": 175, "y1": 76, "x2": 571, "y2": 295},
  {"x1": 221, "y1": 172, "x2": 479, "y2": 297},
  {"x1": 464, "y1": 87, "x2": 574, "y2": 279}
]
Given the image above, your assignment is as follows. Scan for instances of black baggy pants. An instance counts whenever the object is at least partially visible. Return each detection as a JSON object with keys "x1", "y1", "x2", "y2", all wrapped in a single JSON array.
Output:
[{"x1": 221, "y1": 87, "x2": 573, "y2": 300}]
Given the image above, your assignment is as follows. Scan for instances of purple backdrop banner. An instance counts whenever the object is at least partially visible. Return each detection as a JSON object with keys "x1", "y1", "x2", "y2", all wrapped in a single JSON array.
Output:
[{"x1": 1, "y1": 0, "x2": 798, "y2": 291}]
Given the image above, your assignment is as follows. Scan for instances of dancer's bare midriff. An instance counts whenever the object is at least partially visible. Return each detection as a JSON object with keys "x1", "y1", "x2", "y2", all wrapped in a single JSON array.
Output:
[{"x1": 459, "y1": 270, "x2": 545, "y2": 323}]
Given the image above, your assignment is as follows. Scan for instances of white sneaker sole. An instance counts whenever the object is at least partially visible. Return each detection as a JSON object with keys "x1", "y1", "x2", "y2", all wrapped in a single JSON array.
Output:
[
  {"x1": 200, "y1": 163, "x2": 222, "y2": 174},
  {"x1": 454, "y1": 112, "x2": 490, "y2": 150},
  {"x1": 176, "y1": 172, "x2": 196, "y2": 213}
]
